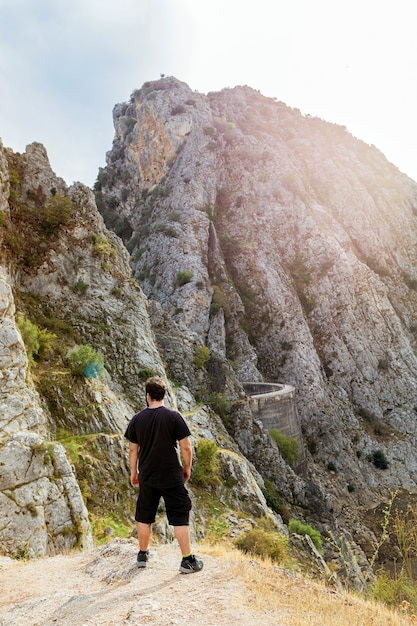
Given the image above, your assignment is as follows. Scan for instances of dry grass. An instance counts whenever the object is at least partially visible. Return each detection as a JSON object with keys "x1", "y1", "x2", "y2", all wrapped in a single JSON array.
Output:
[{"x1": 201, "y1": 542, "x2": 415, "y2": 626}]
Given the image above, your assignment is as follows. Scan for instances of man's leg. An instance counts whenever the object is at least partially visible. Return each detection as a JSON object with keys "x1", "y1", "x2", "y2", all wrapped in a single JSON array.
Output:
[
  {"x1": 137, "y1": 522, "x2": 152, "y2": 551},
  {"x1": 173, "y1": 525, "x2": 191, "y2": 555}
]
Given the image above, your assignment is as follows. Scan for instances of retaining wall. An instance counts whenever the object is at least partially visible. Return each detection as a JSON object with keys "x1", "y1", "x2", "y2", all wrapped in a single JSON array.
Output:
[{"x1": 243, "y1": 382, "x2": 306, "y2": 475}]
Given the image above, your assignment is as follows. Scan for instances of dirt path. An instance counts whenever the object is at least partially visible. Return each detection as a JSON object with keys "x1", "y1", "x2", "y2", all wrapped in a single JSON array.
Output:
[{"x1": 0, "y1": 538, "x2": 282, "y2": 626}]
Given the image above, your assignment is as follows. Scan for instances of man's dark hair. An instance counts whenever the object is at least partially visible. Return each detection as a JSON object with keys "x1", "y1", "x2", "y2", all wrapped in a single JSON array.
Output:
[{"x1": 145, "y1": 376, "x2": 167, "y2": 401}]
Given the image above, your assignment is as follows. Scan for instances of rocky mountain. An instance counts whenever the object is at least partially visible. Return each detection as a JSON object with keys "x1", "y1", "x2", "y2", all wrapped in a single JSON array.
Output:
[
  {"x1": 0, "y1": 139, "x2": 287, "y2": 564},
  {"x1": 97, "y1": 76, "x2": 417, "y2": 570},
  {"x1": 2, "y1": 75, "x2": 417, "y2": 586}
]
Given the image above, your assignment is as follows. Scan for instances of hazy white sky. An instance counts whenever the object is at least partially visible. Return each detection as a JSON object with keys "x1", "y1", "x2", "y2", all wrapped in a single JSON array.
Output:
[{"x1": 1, "y1": 0, "x2": 416, "y2": 187}]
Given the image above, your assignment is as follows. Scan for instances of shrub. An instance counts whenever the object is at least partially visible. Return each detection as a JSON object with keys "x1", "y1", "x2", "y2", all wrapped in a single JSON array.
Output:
[
  {"x1": 193, "y1": 345, "x2": 211, "y2": 369},
  {"x1": 207, "y1": 392, "x2": 230, "y2": 418},
  {"x1": 92, "y1": 233, "x2": 116, "y2": 258},
  {"x1": 210, "y1": 285, "x2": 228, "y2": 316},
  {"x1": 288, "y1": 519, "x2": 323, "y2": 553},
  {"x1": 207, "y1": 392, "x2": 233, "y2": 432},
  {"x1": 192, "y1": 439, "x2": 220, "y2": 486},
  {"x1": 71, "y1": 279, "x2": 89, "y2": 294},
  {"x1": 372, "y1": 449, "x2": 389, "y2": 469},
  {"x1": 171, "y1": 104, "x2": 186, "y2": 115},
  {"x1": 234, "y1": 528, "x2": 288, "y2": 563},
  {"x1": 262, "y1": 479, "x2": 280, "y2": 512},
  {"x1": 370, "y1": 569, "x2": 417, "y2": 611},
  {"x1": 138, "y1": 367, "x2": 157, "y2": 381},
  {"x1": 176, "y1": 269, "x2": 193, "y2": 286},
  {"x1": 16, "y1": 313, "x2": 56, "y2": 367},
  {"x1": 40, "y1": 195, "x2": 72, "y2": 232},
  {"x1": 68, "y1": 345, "x2": 104, "y2": 378},
  {"x1": 270, "y1": 428, "x2": 299, "y2": 467}
]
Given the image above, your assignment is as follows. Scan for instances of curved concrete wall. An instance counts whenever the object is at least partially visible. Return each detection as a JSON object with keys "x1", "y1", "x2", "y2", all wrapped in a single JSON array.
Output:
[{"x1": 243, "y1": 382, "x2": 306, "y2": 474}]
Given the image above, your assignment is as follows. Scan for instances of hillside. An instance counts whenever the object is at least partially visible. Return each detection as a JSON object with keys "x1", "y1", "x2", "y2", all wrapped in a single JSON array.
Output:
[
  {"x1": 97, "y1": 77, "x2": 417, "y2": 568},
  {"x1": 2, "y1": 75, "x2": 417, "y2": 601}
]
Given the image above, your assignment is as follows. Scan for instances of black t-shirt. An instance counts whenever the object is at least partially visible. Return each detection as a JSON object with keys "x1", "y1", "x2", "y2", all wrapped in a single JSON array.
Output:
[{"x1": 124, "y1": 405, "x2": 191, "y2": 488}]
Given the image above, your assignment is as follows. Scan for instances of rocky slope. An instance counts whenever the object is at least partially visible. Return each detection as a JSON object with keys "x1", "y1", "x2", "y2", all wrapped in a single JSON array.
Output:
[
  {"x1": 97, "y1": 76, "x2": 417, "y2": 572},
  {"x1": 3, "y1": 75, "x2": 417, "y2": 585},
  {"x1": 0, "y1": 139, "x2": 286, "y2": 563}
]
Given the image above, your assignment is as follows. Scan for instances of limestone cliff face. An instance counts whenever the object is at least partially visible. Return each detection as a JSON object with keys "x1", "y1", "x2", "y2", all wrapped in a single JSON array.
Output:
[
  {"x1": 97, "y1": 76, "x2": 417, "y2": 559},
  {"x1": 0, "y1": 144, "x2": 92, "y2": 557},
  {"x1": 0, "y1": 138, "x2": 285, "y2": 559}
]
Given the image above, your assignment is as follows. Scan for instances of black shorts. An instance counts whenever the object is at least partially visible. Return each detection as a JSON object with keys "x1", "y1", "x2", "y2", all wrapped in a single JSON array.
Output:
[{"x1": 135, "y1": 483, "x2": 192, "y2": 526}]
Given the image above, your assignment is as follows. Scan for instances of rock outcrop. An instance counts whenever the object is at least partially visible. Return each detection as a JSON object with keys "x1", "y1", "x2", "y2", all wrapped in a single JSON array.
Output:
[
  {"x1": 0, "y1": 136, "x2": 287, "y2": 559},
  {"x1": 0, "y1": 144, "x2": 92, "y2": 556},
  {"x1": 97, "y1": 76, "x2": 417, "y2": 571}
]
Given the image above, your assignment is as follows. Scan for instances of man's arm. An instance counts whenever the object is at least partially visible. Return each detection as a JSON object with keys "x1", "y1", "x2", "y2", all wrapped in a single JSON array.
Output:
[
  {"x1": 129, "y1": 442, "x2": 139, "y2": 487},
  {"x1": 179, "y1": 436, "x2": 192, "y2": 482}
]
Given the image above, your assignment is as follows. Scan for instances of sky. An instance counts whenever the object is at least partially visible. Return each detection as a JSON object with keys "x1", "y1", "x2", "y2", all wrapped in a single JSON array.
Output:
[{"x1": 1, "y1": 0, "x2": 416, "y2": 187}]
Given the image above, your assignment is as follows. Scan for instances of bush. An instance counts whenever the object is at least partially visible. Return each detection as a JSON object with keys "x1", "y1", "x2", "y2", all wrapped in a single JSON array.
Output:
[
  {"x1": 270, "y1": 428, "x2": 299, "y2": 467},
  {"x1": 68, "y1": 345, "x2": 104, "y2": 378},
  {"x1": 16, "y1": 313, "x2": 56, "y2": 367},
  {"x1": 40, "y1": 195, "x2": 72, "y2": 232},
  {"x1": 92, "y1": 233, "x2": 116, "y2": 258},
  {"x1": 370, "y1": 569, "x2": 417, "y2": 611},
  {"x1": 176, "y1": 269, "x2": 193, "y2": 286},
  {"x1": 192, "y1": 439, "x2": 220, "y2": 486},
  {"x1": 262, "y1": 479, "x2": 280, "y2": 512},
  {"x1": 171, "y1": 104, "x2": 186, "y2": 115},
  {"x1": 71, "y1": 279, "x2": 89, "y2": 294},
  {"x1": 234, "y1": 528, "x2": 288, "y2": 563},
  {"x1": 288, "y1": 519, "x2": 323, "y2": 553},
  {"x1": 372, "y1": 449, "x2": 389, "y2": 469},
  {"x1": 193, "y1": 345, "x2": 211, "y2": 369},
  {"x1": 138, "y1": 367, "x2": 157, "y2": 381}
]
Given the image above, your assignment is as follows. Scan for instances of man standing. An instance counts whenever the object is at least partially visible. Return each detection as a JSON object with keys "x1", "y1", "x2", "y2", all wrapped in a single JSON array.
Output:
[{"x1": 125, "y1": 376, "x2": 203, "y2": 574}]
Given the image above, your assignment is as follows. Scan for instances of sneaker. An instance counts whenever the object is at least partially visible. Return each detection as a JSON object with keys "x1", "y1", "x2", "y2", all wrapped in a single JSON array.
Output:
[
  {"x1": 136, "y1": 550, "x2": 149, "y2": 568},
  {"x1": 179, "y1": 555, "x2": 204, "y2": 574}
]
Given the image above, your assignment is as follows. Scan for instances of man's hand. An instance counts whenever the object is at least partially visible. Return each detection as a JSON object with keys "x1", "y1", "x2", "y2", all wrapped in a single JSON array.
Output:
[
  {"x1": 179, "y1": 436, "x2": 192, "y2": 482},
  {"x1": 130, "y1": 471, "x2": 139, "y2": 487},
  {"x1": 129, "y1": 442, "x2": 139, "y2": 487}
]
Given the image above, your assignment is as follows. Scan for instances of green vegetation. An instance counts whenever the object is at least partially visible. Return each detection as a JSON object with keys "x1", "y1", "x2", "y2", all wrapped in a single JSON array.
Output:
[
  {"x1": 370, "y1": 569, "x2": 417, "y2": 612},
  {"x1": 92, "y1": 233, "x2": 116, "y2": 258},
  {"x1": 261, "y1": 479, "x2": 290, "y2": 523},
  {"x1": 193, "y1": 345, "x2": 211, "y2": 369},
  {"x1": 91, "y1": 514, "x2": 132, "y2": 545},
  {"x1": 40, "y1": 195, "x2": 72, "y2": 232},
  {"x1": 154, "y1": 222, "x2": 178, "y2": 237},
  {"x1": 16, "y1": 313, "x2": 56, "y2": 368},
  {"x1": 192, "y1": 439, "x2": 220, "y2": 487},
  {"x1": 176, "y1": 269, "x2": 193, "y2": 286},
  {"x1": 270, "y1": 428, "x2": 299, "y2": 467},
  {"x1": 71, "y1": 279, "x2": 89, "y2": 294},
  {"x1": 137, "y1": 367, "x2": 157, "y2": 381},
  {"x1": 371, "y1": 449, "x2": 389, "y2": 469},
  {"x1": 209, "y1": 284, "x2": 229, "y2": 316},
  {"x1": 288, "y1": 519, "x2": 323, "y2": 553},
  {"x1": 234, "y1": 526, "x2": 288, "y2": 564},
  {"x1": 67, "y1": 345, "x2": 104, "y2": 378}
]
